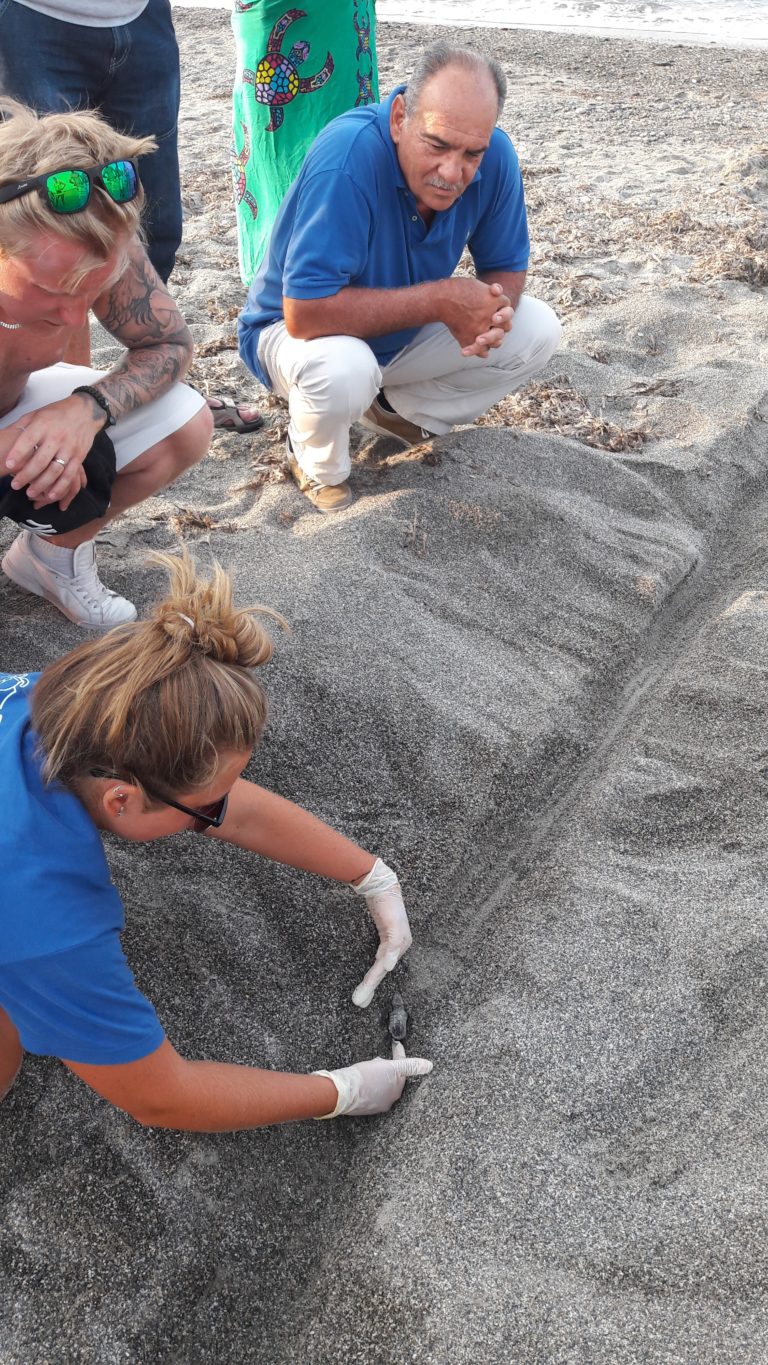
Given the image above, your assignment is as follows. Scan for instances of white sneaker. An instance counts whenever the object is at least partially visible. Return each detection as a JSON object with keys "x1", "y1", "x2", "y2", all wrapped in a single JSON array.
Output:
[{"x1": 2, "y1": 530, "x2": 137, "y2": 629}]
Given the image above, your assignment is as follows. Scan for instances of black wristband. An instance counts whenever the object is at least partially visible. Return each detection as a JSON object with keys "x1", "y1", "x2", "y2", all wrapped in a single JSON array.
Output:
[{"x1": 72, "y1": 385, "x2": 116, "y2": 429}]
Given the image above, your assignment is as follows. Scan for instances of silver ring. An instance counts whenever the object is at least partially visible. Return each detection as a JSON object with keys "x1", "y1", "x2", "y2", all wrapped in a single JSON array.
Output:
[{"x1": 52, "y1": 457, "x2": 67, "y2": 468}]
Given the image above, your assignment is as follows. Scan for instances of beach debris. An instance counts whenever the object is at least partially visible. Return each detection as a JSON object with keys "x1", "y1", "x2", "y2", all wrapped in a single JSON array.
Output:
[
  {"x1": 234, "y1": 463, "x2": 288, "y2": 493},
  {"x1": 170, "y1": 507, "x2": 216, "y2": 532},
  {"x1": 388, "y1": 992, "x2": 408, "y2": 1043},
  {"x1": 168, "y1": 507, "x2": 237, "y2": 536},
  {"x1": 525, "y1": 181, "x2": 767, "y2": 297},
  {"x1": 205, "y1": 299, "x2": 241, "y2": 324},
  {"x1": 519, "y1": 163, "x2": 562, "y2": 179},
  {"x1": 622, "y1": 378, "x2": 681, "y2": 398},
  {"x1": 689, "y1": 226, "x2": 768, "y2": 288},
  {"x1": 403, "y1": 508, "x2": 428, "y2": 558},
  {"x1": 478, "y1": 377, "x2": 649, "y2": 453},
  {"x1": 196, "y1": 334, "x2": 238, "y2": 357}
]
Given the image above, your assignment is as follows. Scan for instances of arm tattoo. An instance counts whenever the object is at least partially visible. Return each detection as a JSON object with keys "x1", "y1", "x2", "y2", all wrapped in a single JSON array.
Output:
[{"x1": 91, "y1": 241, "x2": 194, "y2": 419}]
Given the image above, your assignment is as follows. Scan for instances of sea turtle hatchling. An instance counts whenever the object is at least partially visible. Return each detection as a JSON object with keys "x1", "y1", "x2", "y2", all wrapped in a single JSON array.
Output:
[{"x1": 243, "y1": 7, "x2": 335, "y2": 133}]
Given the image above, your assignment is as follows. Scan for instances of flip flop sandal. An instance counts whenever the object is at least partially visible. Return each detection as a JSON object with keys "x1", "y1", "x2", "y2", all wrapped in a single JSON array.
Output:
[{"x1": 206, "y1": 395, "x2": 265, "y2": 434}]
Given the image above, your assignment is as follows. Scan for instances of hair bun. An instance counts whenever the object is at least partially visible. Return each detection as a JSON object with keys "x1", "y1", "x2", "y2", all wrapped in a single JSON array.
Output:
[
  {"x1": 31, "y1": 550, "x2": 277, "y2": 797},
  {"x1": 157, "y1": 610, "x2": 196, "y2": 646},
  {"x1": 149, "y1": 552, "x2": 285, "y2": 669}
]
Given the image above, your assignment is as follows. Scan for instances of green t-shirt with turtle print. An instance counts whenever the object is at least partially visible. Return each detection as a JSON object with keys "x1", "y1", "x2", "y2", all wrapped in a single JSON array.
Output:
[{"x1": 231, "y1": 0, "x2": 378, "y2": 287}]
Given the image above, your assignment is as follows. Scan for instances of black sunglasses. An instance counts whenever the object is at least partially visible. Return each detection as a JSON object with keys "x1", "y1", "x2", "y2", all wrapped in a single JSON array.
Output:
[
  {"x1": 89, "y1": 769, "x2": 228, "y2": 833},
  {"x1": 0, "y1": 160, "x2": 140, "y2": 215}
]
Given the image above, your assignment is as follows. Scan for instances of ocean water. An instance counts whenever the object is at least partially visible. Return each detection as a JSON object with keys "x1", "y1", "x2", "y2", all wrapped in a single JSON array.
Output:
[
  {"x1": 176, "y1": 0, "x2": 768, "y2": 48},
  {"x1": 377, "y1": 0, "x2": 768, "y2": 46}
]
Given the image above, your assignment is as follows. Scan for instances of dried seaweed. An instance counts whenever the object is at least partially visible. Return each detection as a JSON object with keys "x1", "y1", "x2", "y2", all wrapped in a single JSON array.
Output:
[
  {"x1": 168, "y1": 507, "x2": 236, "y2": 535},
  {"x1": 689, "y1": 226, "x2": 768, "y2": 287},
  {"x1": 528, "y1": 182, "x2": 768, "y2": 293},
  {"x1": 196, "y1": 334, "x2": 238, "y2": 357},
  {"x1": 403, "y1": 508, "x2": 427, "y2": 557},
  {"x1": 478, "y1": 377, "x2": 650, "y2": 452},
  {"x1": 233, "y1": 464, "x2": 288, "y2": 493}
]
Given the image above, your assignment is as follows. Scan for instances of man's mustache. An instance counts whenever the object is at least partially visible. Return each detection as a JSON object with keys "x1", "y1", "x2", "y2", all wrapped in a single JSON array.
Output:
[{"x1": 426, "y1": 176, "x2": 462, "y2": 192}]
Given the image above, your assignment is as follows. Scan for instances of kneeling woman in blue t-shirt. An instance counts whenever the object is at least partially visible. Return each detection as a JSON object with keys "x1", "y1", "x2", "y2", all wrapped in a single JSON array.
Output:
[{"x1": 0, "y1": 553, "x2": 431, "y2": 1129}]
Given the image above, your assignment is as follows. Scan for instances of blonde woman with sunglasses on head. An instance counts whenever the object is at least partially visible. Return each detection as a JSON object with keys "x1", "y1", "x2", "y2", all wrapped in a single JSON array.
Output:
[
  {"x1": 0, "y1": 553, "x2": 431, "y2": 1130},
  {"x1": 0, "y1": 100, "x2": 212, "y2": 629}
]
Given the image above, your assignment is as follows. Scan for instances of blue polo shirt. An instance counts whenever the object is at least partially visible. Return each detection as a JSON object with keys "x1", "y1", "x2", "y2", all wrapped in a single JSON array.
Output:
[
  {"x1": 238, "y1": 85, "x2": 530, "y2": 388},
  {"x1": 0, "y1": 673, "x2": 165, "y2": 1065}
]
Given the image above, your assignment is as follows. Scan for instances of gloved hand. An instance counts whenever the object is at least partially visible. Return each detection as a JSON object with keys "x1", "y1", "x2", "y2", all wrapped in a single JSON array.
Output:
[
  {"x1": 350, "y1": 858, "x2": 413, "y2": 1008},
  {"x1": 315, "y1": 1042, "x2": 433, "y2": 1117}
]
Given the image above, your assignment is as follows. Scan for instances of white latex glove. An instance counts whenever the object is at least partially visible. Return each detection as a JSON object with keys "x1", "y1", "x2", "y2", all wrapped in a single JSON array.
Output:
[
  {"x1": 350, "y1": 858, "x2": 413, "y2": 1008},
  {"x1": 314, "y1": 1042, "x2": 433, "y2": 1117}
]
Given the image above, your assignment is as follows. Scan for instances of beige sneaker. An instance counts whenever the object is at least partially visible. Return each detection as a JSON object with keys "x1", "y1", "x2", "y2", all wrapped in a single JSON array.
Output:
[
  {"x1": 359, "y1": 395, "x2": 436, "y2": 447},
  {"x1": 286, "y1": 448, "x2": 354, "y2": 513}
]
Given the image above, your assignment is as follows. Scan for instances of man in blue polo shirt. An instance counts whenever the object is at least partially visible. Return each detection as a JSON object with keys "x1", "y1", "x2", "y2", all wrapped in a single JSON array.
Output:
[{"x1": 238, "y1": 41, "x2": 562, "y2": 513}]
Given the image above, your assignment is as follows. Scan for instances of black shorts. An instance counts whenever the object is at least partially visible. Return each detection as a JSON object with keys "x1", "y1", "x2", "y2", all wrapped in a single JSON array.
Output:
[{"x1": 0, "y1": 430, "x2": 116, "y2": 536}]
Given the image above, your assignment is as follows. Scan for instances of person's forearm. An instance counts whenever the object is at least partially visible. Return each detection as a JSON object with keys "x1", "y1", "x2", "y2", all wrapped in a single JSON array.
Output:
[
  {"x1": 210, "y1": 780, "x2": 376, "y2": 883},
  {"x1": 90, "y1": 241, "x2": 194, "y2": 420},
  {"x1": 284, "y1": 279, "x2": 450, "y2": 341},
  {"x1": 285, "y1": 273, "x2": 521, "y2": 352},
  {"x1": 90, "y1": 336, "x2": 193, "y2": 421},
  {"x1": 67, "y1": 1040, "x2": 429, "y2": 1130},
  {"x1": 66, "y1": 1043, "x2": 338, "y2": 1130},
  {"x1": 477, "y1": 268, "x2": 527, "y2": 312},
  {"x1": 139, "y1": 1061, "x2": 338, "y2": 1131}
]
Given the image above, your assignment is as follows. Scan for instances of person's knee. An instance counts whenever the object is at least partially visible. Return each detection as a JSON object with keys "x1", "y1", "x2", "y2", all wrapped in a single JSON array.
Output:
[
  {"x1": 532, "y1": 300, "x2": 563, "y2": 365},
  {"x1": 165, "y1": 401, "x2": 213, "y2": 475},
  {"x1": 511, "y1": 297, "x2": 562, "y2": 370},
  {"x1": 295, "y1": 339, "x2": 380, "y2": 424}
]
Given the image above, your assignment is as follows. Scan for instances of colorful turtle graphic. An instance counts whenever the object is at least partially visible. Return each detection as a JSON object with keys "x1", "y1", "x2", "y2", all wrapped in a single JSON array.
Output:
[
  {"x1": 243, "y1": 8, "x2": 334, "y2": 133},
  {"x1": 232, "y1": 121, "x2": 258, "y2": 220}
]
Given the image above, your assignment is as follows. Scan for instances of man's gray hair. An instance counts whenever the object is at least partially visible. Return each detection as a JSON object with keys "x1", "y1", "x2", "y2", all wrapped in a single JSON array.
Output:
[{"x1": 403, "y1": 42, "x2": 507, "y2": 120}]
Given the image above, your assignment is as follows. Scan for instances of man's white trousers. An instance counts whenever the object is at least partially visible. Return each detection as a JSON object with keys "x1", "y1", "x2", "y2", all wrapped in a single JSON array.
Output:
[{"x1": 257, "y1": 295, "x2": 562, "y2": 487}]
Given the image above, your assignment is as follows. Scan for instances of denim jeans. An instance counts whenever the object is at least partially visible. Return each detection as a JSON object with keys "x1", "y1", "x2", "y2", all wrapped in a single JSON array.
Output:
[{"x1": 0, "y1": 0, "x2": 182, "y2": 282}]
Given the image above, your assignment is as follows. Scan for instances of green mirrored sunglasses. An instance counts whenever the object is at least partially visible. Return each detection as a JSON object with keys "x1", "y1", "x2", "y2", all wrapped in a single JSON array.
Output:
[{"x1": 0, "y1": 159, "x2": 140, "y2": 214}]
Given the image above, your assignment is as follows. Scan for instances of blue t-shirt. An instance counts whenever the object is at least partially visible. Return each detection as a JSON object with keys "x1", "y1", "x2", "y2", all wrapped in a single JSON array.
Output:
[
  {"x1": 0, "y1": 673, "x2": 165, "y2": 1065},
  {"x1": 238, "y1": 86, "x2": 530, "y2": 388}
]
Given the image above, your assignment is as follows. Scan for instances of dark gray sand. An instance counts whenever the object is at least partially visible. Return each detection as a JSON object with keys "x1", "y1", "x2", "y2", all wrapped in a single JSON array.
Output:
[{"x1": 1, "y1": 12, "x2": 768, "y2": 1363}]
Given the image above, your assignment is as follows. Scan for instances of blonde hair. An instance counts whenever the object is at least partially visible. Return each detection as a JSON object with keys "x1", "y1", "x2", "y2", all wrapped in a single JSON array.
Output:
[
  {"x1": 32, "y1": 553, "x2": 284, "y2": 800},
  {"x1": 0, "y1": 99, "x2": 154, "y2": 271}
]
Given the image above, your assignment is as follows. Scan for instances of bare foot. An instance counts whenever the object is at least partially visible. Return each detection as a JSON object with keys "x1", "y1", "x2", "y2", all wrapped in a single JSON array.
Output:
[{"x1": 205, "y1": 396, "x2": 264, "y2": 434}]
